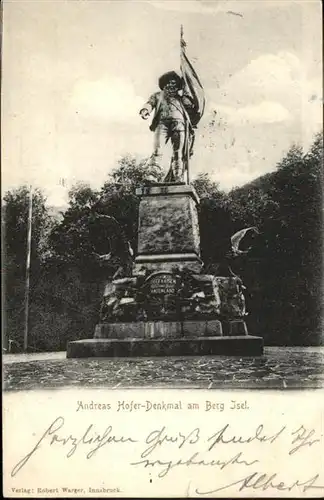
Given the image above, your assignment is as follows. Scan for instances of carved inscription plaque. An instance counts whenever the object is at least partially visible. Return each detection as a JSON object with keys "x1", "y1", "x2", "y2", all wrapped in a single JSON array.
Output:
[
  {"x1": 148, "y1": 273, "x2": 177, "y2": 295},
  {"x1": 143, "y1": 272, "x2": 180, "y2": 320}
]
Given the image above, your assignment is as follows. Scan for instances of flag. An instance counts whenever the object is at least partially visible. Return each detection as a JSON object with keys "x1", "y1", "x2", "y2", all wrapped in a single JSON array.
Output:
[{"x1": 180, "y1": 26, "x2": 205, "y2": 128}]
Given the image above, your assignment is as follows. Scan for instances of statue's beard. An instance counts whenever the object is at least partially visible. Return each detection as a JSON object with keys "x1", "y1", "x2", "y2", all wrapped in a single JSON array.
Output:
[{"x1": 164, "y1": 87, "x2": 178, "y2": 97}]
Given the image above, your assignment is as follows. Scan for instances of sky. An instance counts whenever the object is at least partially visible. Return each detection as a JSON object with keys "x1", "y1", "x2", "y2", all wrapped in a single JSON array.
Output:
[{"x1": 2, "y1": 0, "x2": 322, "y2": 207}]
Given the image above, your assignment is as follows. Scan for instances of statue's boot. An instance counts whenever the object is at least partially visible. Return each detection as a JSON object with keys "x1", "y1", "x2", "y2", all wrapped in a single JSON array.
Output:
[
  {"x1": 147, "y1": 152, "x2": 163, "y2": 169},
  {"x1": 173, "y1": 160, "x2": 185, "y2": 183}
]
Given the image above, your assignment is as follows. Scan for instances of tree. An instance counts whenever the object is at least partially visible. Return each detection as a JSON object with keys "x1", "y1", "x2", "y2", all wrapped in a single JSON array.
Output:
[
  {"x1": 225, "y1": 134, "x2": 323, "y2": 345},
  {"x1": 3, "y1": 186, "x2": 52, "y2": 351},
  {"x1": 49, "y1": 183, "x2": 101, "y2": 264},
  {"x1": 42, "y1": 155, "x2": 165, "y2": 349},
  {"x1": 110, "y1": 155, "x2": 163, "y2": 186},
  {"x1": 3, "y1": 186, "x2": 51, "y2": 263},
  {"x1": 49, "y1": 155, "x2": 160, "y2": 266},
  {"x1": 191, "y1": 173, "x2": 231, "y2": 266}
]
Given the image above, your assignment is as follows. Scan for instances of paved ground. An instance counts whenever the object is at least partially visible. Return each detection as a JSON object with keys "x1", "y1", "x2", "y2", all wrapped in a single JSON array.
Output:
[{"x1": 3, "y1": 346, "x2": 324, "y2": 391}]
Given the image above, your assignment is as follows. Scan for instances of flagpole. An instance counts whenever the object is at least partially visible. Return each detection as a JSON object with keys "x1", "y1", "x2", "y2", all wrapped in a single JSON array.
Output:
[{"x1": 23, "y1": 185, "x2": 33, "y2": 352}]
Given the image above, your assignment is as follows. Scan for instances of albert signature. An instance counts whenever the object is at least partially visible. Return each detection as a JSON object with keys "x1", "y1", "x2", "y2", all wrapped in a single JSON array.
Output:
[
  {"x1": 194, "y1": 424, "x2": 324, "y2": 494},
  {"x1": 195, "y1": 472, "x2": 324, "y2": 495}
]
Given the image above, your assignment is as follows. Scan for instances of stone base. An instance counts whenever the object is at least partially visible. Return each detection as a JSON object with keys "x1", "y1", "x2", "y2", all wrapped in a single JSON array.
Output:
[
  {"x1": 67, "y1": 336, "x2": 263, "y2": 358},
  {"x1": 134, "y1": 183, "x2": 202, "y2": 275},
  {"x1": 222, "y1": 319, "x2": 248, "y2": 336},
  {"x1": 94, "y1": 320, "x2": 223, "y2": 339}
]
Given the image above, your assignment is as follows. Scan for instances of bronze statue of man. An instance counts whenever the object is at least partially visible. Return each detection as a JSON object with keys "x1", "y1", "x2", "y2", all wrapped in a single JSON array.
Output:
[
  {"x1": 139, "y1": 70, "x2": 196, "y2": 183},
  {"x1": 140, "y1": 28, "x2": 205, "y2": 183}
]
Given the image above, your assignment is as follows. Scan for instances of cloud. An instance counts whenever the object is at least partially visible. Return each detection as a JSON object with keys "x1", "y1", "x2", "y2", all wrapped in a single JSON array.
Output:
[
  {"x1": 219, "y1": 51, "x2": 302, "y2": 102},
  {"x1": 209, "y1": 50, "x2": 322, "y2": 141},
  {"x1": 217, "y1": 51, "x2": 322, "y2": 109},
  {"x1": 209, "y1": 161, "x2": 261, "y2": 190},
  {"x1": 216, "y1": 101, "x2": 292, "y2": 125},
  {"x1": 70, "y1": 78, "x2": 144, "y2": 123},
  {"x1": 45, "y1": 184, "x2": 69, "y2": 209}
]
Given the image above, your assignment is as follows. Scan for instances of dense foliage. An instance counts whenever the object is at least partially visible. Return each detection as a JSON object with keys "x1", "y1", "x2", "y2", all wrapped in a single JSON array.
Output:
[
  {"x1": 3, "y1": 135, "x2": 323, "y2": 351},
  {"x1": 194, "y1": 135, "x2": 323, "y2": 345}
]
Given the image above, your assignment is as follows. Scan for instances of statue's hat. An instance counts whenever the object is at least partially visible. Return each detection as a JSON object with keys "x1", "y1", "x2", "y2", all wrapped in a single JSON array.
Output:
[{"x1": 158, "y1": 71, "x2": 183, "y2": 90}]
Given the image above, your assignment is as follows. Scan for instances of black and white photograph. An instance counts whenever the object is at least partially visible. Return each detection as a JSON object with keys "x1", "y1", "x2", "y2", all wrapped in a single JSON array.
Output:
[{"x1": 2, "y1": 0, "x2": 323, "y2": 497}]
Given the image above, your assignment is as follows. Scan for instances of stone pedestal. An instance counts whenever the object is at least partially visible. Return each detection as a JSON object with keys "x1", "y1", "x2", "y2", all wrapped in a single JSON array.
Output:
[
  {"x1": 133, "y1": 183, "x2": 202, "y2": 274},
  {"x1": 66, "y1": 181, "x2": 264, "y2": 359},
  {"x1": 67, "y1": 336, "x2": 264, "y2": 358},
  {"x1": 94, "y1": 319, "x2": 223, "y2": 339}
]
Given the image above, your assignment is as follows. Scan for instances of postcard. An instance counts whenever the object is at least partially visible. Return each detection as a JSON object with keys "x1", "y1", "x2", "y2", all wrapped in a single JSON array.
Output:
[{"x1": 2, "y1": 0, "x2": 323, "y2": 498}]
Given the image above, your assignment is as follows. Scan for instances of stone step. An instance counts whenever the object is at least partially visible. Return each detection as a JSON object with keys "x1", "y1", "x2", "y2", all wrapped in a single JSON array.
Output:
[
  {"x1": 67, "y1": 336, "x2": 264, "y2": 358},
  {"x1": 94, "y1": 320, "x2": 223, "y2": 339}
]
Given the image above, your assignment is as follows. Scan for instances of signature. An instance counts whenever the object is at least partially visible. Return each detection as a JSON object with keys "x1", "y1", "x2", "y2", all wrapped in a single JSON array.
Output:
[
  {"x1": 11, "y1": 416, "x2": 137, "y2": 477},
  {"x1": 195, "y1": 471, "x2": 324, "y2": 494}
]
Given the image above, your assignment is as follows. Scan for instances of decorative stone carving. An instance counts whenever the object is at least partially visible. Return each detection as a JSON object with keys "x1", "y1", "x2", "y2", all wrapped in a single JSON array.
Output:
[
  {"x1": 215, "y1": 276, "x2": 247, "y2": 318},
  {"x1": 99, "y1": 268, "x2": 223, "y2": 324}
]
